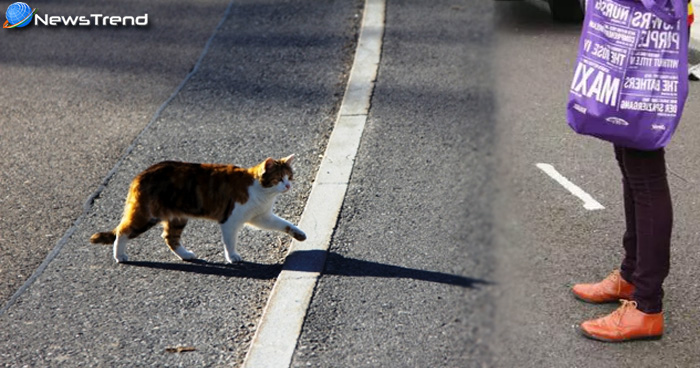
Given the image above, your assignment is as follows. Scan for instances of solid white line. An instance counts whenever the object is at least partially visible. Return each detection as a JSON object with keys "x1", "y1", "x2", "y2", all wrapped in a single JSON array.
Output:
[
  {"x1": 241, "y1": 0, "x2": 385, "y2": 367},
  {"x1": 535, "y1": 163, "x2": 605, "y2": 211}
]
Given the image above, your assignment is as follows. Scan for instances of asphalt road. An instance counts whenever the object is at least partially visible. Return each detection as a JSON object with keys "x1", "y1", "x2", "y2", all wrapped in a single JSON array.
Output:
[
  {"x1": 1, "y1": 0, "x2": 360, "y2": 366},
  {"x1": 492, "y1": 1, "x2": 700, "y2": 366},
  {"x1": 4, "y1": 0, "x2": 700, "y2": 367},
  {"x1": 0, "y1": 0, "x2": 232, "y2": 307},
  {"x1": 291, "y1": 0, "x2": 496, "y2": 367}
]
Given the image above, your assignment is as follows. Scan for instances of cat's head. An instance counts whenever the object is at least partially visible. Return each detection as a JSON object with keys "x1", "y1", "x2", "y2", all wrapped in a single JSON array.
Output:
[{"x1": 257, "y1": 154, "x2": 295, "y2": 193}]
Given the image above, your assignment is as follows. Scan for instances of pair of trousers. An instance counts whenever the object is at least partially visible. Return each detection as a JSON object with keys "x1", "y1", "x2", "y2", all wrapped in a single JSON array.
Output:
[{"x1": 614, "y1": 145, "x2": 672, "y2": 314}]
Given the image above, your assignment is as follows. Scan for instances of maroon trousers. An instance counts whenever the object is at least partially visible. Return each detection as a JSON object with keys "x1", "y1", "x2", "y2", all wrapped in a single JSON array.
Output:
[{"x1": 614, "y1": 145, "x2": 672, "y2": 314}]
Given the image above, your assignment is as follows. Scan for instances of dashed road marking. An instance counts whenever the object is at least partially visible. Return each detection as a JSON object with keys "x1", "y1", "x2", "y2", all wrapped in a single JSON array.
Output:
[{"x1": 536, "y1": 163, "x2": 605, "y2": 211}]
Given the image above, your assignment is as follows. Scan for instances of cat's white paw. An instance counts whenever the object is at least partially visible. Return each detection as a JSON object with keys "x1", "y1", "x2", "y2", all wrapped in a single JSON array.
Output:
[
  {"x1": 173, "y1": 246, "x2": 197, "y2": 261},
  {"x1": 225, "y1": 251, "x2": 243, "y2": 263},
  {"x1": 114, "y1": 254, "x2": 129, "y2": 263},
  {"x1": 293, "y1": 229, "x2": 307, "y2": 242}
]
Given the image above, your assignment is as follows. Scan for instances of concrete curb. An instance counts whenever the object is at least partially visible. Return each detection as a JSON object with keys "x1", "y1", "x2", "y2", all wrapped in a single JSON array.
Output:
[{"x1": 240, "y1": 0, "x2": 386, "y2": 367}]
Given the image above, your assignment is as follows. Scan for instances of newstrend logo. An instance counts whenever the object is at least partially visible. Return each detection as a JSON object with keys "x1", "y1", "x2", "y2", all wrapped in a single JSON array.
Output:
[
  {"x1": 3, "y1": 2, "x2": 35, "y2": 28},
  {"x1": 3, "y1": 2, "x2": 148, "y2": 29}
]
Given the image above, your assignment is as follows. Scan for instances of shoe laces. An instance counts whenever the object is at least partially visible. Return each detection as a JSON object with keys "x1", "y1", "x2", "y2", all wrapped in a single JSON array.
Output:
[{"x1": 611, "y1": 300, "x2": 638, "y2": 325}]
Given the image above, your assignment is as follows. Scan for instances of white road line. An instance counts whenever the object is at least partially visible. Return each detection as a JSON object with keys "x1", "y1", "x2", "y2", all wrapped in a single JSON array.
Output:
[
  {"x1": 535, "y1": 163, "x2": 605, "y2": 211},
  {"x1": 241, "y1": 0, "x2": 385, "y2": 367}
]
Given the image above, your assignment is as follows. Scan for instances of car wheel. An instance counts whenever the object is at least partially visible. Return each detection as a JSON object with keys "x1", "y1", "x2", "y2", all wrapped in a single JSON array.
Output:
[{"x1": 548, "y1": 0, "x2": 585, "y2": 22}]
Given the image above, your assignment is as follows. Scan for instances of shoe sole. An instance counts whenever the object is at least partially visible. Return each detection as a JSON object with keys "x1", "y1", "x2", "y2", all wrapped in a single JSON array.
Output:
[
  {"x1": 578, "y1": 326, "x2": 662, "y2": 343},
  {"x1": 572, "y1": 290, "x2": 632, "y2": 304}
]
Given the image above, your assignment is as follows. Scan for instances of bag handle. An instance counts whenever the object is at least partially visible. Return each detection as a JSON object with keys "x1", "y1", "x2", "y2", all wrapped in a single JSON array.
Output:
[{"x1": 640, "y1": 0, "x2": 685, "y2": 24}]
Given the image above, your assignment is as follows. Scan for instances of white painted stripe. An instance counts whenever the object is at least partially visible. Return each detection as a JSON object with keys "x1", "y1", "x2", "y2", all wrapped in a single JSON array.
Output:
[
  {"x1": 535, "y1": 163, "x2": 605, "y2": 211},
  {"x1": 241, "y1": 0, "x2": 386, "y2": 367}
]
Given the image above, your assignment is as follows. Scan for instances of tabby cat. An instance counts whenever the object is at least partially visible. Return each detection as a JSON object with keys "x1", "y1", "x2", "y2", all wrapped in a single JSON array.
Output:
[{"x1": 90, "y1": 155, "x2": 306, "y2": 263}]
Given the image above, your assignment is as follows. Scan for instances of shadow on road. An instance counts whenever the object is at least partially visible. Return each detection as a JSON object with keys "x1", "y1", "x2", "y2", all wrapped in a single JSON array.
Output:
[
  {"x1": 125, "y1": 250, "x2": 490, "y2": 289},
  {"x1": 312, "y1": 251, "x2": 490, "y2": 289},
  {"x1": 125, "y1": 259, "x2": 283, "y2": 280}
]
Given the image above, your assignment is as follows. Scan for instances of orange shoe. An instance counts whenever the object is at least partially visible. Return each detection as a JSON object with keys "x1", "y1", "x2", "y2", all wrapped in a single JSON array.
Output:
[
  {"x1": 572, "y1": 270, "x2": 635, "y2": 303},
  {"x1": 579, "y1": 300, "x2": 663, "y2": 342}
]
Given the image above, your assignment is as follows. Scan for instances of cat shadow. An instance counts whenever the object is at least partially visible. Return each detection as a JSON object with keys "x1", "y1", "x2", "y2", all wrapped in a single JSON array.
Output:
[
  {"x1": 124, "y1": 259, "x2": 282, "y2": 280},
  {"x1": 125, "y1": 250, "x2": 491, "y2": 289}
]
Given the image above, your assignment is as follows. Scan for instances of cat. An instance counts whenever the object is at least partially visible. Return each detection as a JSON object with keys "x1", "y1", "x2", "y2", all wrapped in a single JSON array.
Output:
[{"x1": 90, "y1": 155, "x2": 306, "y2": 263}]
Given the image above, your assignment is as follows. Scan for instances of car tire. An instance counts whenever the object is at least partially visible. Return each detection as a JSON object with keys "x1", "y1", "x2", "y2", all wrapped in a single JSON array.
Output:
[{"x1": 548, "y1": 0, "x2": 585, "y2": 22}]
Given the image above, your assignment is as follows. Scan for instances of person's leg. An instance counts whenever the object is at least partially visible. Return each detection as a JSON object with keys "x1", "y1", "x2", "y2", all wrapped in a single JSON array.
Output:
[
  {"x1": 618, "y1": 147, "x2": 672, "y2": 314},
  {"x1": 614, "y1": 145, "x2": 637, "y2": 284},
  {"x1": 571, "y1": 145, "x2": 638, "y2": 304},
  {"x1": 578, "y1": 147, "x2": 671, "y2": 342}
]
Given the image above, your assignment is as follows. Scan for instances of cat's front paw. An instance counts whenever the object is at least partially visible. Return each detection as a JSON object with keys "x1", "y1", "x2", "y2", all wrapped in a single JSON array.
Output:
[
  {"x1": 292, "y1": 229, "x2": 306, "y2": 242},
  {"x1": 225, "y1": 251, "x2": 243, "y2": 263},
  {"x1": 173, "y1": 246, "x2": 197, "y2": 261},
  {"x1": 114, "y1": 254, "x2": 129, "y2": 263}
]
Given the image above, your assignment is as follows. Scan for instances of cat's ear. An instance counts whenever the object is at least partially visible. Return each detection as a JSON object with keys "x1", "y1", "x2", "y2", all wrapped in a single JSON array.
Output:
[
  {"x1": 263, "y1": 157, "x2": 276, "y2": 174},
  {"x1": 281, "y1": 154, "x2": 295, "y2": 165}
]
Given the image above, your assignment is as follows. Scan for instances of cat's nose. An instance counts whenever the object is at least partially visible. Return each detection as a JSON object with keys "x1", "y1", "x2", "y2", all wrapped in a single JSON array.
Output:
[{"x1": 284, "y1": 183, "x2": 291, "y2": 191}]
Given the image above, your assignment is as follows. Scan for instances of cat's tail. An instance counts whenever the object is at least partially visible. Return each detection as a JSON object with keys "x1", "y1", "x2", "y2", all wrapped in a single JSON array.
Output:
[{"x1": 90, "y1": 231, "x2": 116, "y2": 244}]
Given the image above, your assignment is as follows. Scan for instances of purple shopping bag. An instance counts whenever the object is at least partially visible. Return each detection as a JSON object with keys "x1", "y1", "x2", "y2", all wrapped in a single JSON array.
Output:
[{"x1": 566, "y1": 0, "x2": 688, "y2": 150}]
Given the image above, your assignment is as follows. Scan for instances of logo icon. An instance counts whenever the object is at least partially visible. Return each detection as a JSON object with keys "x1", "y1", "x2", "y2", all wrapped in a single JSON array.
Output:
[
  {"x1": 605, "y1": 116, "x2": 630, "y2": 126},
  {"x1": 4, "y1": 2, "x2": 36, "y2": 29}
]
